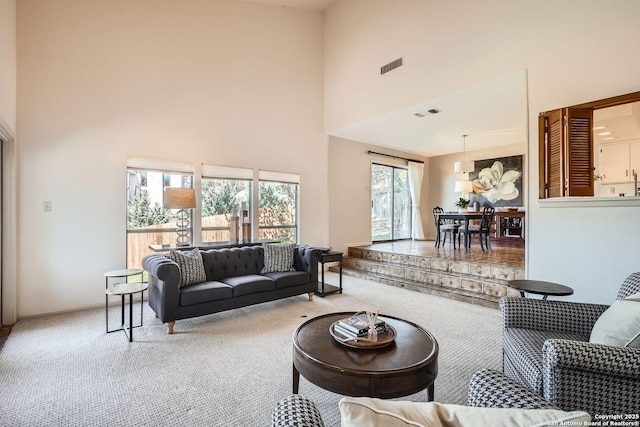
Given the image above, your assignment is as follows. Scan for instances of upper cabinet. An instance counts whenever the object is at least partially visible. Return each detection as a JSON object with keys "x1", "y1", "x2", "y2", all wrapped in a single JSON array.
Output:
[
  {"x1": 599, "y1": 140, "x2": 640, "y2": 184},
  {"x1": 539, "y1": 92, "x2": 640, "y2": 199},
  {"x1": 631, "y1": 141, "x2": 640, "y2": 179}
]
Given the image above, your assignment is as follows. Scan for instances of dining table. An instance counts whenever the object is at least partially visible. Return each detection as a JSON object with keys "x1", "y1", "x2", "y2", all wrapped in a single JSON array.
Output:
[{"x1": 436, "y1": 211, "x2": 483, "y2": 249}]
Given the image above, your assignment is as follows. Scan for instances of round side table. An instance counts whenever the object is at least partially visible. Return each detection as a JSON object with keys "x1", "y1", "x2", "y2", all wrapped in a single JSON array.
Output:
[
  {"x1": 507, "y1": 279, "x2": 574, "y2": 300},
  {"x1": 104, "y1": 269, "x2": 146, "y2": 341}
]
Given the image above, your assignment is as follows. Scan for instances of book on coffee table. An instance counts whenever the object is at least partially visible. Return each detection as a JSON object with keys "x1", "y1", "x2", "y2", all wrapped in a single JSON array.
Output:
[{"x1": 337, "y1": 313, "x2": 387, "y2": 337}]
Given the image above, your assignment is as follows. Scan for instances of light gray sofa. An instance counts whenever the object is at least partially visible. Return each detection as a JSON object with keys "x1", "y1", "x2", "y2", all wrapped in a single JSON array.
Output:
[{"x1": 142, "y1": 245, "x2": 320, "y2": 333}]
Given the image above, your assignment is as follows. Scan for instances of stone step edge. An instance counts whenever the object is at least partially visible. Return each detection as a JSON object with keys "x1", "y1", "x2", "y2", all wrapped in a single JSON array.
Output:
[
  {"x1": 346, "y1": 248, "x2": 524, "y2": 279},
  {"x1": 337, "y1": 267, "x2": 500, "y2": 309},
  {"x1": 342, "y1": 256, "x2": 522, "y2": 284},
  {"x1": 334, "y1": 265, "x2": 503, "y2": 301}
]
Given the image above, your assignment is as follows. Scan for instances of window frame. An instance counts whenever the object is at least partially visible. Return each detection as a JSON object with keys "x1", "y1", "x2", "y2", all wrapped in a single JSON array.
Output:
[
  {"x1": 125, "y1": 162, "x2": 194, "y2": 269},
  {"x1": 200, "y1": 176, "x2": 253, "y2": 242},
  {"x1": 370, "y1": 162, "x2": 413, "y2": 242},
  {"x1": 258, "y1": 171, "x2": 300, "y2": 244}
]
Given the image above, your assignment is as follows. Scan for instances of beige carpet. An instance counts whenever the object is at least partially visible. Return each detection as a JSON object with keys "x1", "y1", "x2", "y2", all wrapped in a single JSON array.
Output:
[{"x1": 0, "y1": 273, "x2": 502, "y2": 426}]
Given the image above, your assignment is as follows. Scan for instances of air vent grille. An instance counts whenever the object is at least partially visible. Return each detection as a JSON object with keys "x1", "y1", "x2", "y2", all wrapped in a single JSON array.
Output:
[{"x1": 380, "y1": 57, "x2": 403, "y2": 75}]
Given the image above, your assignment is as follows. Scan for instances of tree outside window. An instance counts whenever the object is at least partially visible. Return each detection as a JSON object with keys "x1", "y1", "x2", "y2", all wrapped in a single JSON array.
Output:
[
  {"x1": 201, "y1": 178, "x2": 251, "y2": 242},
  {"x1": 126, "y1": 169, "x2": 192, "y2": 269},
  {"x1": 259, "y1": 181, "x2": 298, "y2": 243}
]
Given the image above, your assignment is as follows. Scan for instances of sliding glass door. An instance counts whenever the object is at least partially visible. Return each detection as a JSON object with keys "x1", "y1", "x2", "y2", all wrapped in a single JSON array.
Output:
[{"x1": 371, "y1": 163, "x2": 411, "y2": 241}]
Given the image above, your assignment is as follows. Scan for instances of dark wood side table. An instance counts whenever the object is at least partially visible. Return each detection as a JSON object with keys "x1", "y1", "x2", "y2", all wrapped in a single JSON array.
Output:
[
  {"x1": 316, "y1": 251, "x2": 343, "y2": 297},
  {"x1": 292, "y1": 312, "x2": 439, "y2": 400},
  {"x1": 507, "y1": 279, "x2": 574, "y2": 300}
]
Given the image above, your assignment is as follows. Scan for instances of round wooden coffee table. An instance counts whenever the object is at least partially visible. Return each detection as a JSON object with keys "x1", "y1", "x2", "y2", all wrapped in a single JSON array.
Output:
[{"x1": 292, "y1": 312, "x2": 439, "y2": 400}]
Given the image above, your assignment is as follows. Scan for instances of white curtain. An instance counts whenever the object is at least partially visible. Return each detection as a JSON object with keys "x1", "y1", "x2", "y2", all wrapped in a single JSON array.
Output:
[{"x1": 407, "y1": 161, "x2": 425, "y2": 240}]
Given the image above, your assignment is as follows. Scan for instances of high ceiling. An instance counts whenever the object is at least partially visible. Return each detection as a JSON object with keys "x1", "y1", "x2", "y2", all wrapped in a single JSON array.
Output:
[
  {"x1": 329, "y1": 71, "x2": 528, "y2": 158},
  {"x1": 234, "y1": 1, "x2": 529, "y2": 158}
]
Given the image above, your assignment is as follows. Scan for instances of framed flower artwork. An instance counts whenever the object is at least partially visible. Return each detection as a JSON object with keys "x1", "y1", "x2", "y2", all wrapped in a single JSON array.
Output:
[{"x1": 469, "y1": 155, "x2": 523, "y2": 207}]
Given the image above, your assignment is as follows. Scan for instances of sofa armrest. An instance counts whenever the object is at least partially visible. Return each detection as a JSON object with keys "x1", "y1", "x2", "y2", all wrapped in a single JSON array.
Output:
[
  {"x1": 500, "y1": 297, "x2": 608, "y2": 335},
  {"x1": 142, "y1": 254, "x2": 181, "y2": 322},
  {"x1": 294, "y1": 246, "x2": 320, "y2": 285},
  {"x1": 272, "y1": 394, "x2": 324, "y2": 427},
  {"x1": 543, "y1": 339, "x2": 640, "y2": 380},
  {"x1": 468, "y1": 369, "x2": 557, "y2": 410},
  {"x1": 542, "y1": 339, "x2": 640, "y2": 413}
]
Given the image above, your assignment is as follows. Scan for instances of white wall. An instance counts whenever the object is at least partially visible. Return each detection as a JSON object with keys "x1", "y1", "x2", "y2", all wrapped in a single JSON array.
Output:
[
  {"x1": 16, "y1": 0, "x2": 327, "y2": 317},
  {"x1": 328, "y1": 136, "x2": 429, "y2": 253},
  {"x1": 325, "y1": 0, "x2": 640, "y2": 303},
  {"x1": 0, "y1": 0, "x2": 16, "y2": 133}
]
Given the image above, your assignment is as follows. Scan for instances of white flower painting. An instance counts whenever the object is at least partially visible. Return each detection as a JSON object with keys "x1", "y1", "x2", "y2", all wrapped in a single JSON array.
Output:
[{"x1": 470, "y1": 156, "x2": 523, "y2": 206}]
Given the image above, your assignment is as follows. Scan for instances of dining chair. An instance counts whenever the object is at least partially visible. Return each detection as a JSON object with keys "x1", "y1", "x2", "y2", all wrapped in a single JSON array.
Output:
[
  {"x1": 460, "y1": 206, "x2": 495, "y2": 251},
  {"x1": 433, "y1": 207, "x2": 460, "y2": 249}
]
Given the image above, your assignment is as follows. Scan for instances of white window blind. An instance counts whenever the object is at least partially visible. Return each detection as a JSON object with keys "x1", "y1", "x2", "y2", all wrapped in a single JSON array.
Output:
[
  {"x1": 258, "y1": 170, "x2": 300, "y2": 184},
  {"x1": 201, "y1": 164, "x2": 253, "y2": 180},
  {"x1": 127, "y1": 158, "x2": 193, "y2": 174}
]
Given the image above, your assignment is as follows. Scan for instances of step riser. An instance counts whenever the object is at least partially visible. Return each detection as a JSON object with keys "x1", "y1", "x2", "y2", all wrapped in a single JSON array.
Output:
[{"x1": 342, "y1": 247, "x2": 524, "y2": 309}]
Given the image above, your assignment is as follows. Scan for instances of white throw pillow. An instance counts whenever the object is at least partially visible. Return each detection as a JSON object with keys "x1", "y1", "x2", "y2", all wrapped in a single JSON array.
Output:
[
  {"x1": 338, "y1": 398, "x2": 591, "y2": 427},
  {"x1": 590, "y1": 292, "x2": 640, "y2": 347}
]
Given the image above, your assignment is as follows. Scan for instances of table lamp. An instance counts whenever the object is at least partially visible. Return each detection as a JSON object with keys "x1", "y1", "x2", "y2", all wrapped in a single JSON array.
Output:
[
  {"x1": 454, "y1": 180, "x2": 473, "y2": 199},
  {"x1": 163, "y1": 187, "x2": 197, "y2": 245}
]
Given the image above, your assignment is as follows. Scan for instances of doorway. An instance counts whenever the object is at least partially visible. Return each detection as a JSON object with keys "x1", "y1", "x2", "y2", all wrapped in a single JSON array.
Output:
[{"x1": 371, "y1": 163, "x2": 411, "y2": 241}]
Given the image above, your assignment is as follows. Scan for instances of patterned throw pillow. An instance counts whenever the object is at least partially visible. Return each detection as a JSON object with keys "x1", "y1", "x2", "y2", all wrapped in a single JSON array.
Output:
[
  {"x1": 169, "y1": 248, "x2": 206, "y2": 288},
  {"x1": 261, "y1": 243, "x2": 296, "y2": 274}
]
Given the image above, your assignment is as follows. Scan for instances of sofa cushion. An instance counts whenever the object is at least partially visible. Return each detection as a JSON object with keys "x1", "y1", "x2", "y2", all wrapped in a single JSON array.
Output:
[
  {"x1": 503, "y1": 328, "x2": 588, "y2": 393},
  {"x1": 201, "y1": 247, "x2": 264, "y2": 281},
  {"x1": 179, "y1": 281, "x2": 233, "y2": 306},
  {"x1": 169, "y1": 248, "x2": 206, "y2": 287},
  {"x1": 264, "y1": 271, "x2": 310, "y2": 289},
  {"x1": 261, "y1": 243, "x2": 296, "y2": 273},
  {"x1": 590, "y1": 292, "x2": 640, "y2": 348},
  {"x1": 222, "y1": 274, "x2": 275, "y2": 297},
  {"x1": 339, "y1": 397, "x2": 591, "y2": 427}
]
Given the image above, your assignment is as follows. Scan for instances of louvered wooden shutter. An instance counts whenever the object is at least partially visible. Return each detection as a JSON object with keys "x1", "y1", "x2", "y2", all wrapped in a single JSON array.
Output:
[
  {"x1": 546, "y1": 109, "x2": 564, "y2": 198},
  {"x1": 566, "y1": 108, "x2": 594, "y2": 196}
]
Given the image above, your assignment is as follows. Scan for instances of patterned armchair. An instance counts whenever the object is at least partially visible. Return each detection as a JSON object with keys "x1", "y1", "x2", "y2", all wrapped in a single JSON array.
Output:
[
  {"x1": 500, "y1": 272, "x2": 640, "y2": 415},
  {"x1": 272, "y1": 369, "x2": 566, "y2": 427}
]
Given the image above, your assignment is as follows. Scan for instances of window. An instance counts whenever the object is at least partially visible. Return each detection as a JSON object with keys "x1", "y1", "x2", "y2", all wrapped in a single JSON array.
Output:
[
  {"x1": 126, "y1": 159, "x2": 193, "y2": 269},
  {"x1": 371, "y1": 163, "x2": 412, "y2": 241},
  {"x1": 258, "y1": 171, "x2": 299, "y2": 243},
  {"x1": 201, "y1": 165, "x2": 253, "y2": 242},
  {"x1": 539, "y1": 91, "x2": 640, "y2": 198}
]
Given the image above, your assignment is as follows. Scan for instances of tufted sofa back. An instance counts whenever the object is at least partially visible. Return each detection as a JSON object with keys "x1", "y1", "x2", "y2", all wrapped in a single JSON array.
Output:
[{"x1": 201, "y1": 246, "x2": 265, "y2": 281}]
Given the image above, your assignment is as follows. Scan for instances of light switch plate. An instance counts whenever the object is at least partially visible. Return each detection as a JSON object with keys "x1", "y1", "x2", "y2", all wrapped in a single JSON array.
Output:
[{"x1": 43, "y1": 201, "x2": 52, "y2": 212}]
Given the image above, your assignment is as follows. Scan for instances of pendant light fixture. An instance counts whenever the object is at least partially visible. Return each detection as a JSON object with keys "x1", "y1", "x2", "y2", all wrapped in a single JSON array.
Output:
[{"x1": 454, "y1": 134, "x2": 475, "y2": 173}]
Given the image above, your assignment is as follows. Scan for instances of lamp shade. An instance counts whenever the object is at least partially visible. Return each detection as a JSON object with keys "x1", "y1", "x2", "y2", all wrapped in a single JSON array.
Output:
[
  {"x1": 454, "y1": 160, "x2": 475, "y2": 173},
  {"x1": 454, "y1": 180, "x2": 473, "y2": 193},
  {"x1": 163, "y1": 188, "x2": 197, "y2": 209}
]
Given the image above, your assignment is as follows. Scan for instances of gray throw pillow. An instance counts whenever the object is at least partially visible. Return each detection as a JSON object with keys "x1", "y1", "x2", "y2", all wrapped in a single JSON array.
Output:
[
  {"x1": 169, "y1": 248, "x2": 206, "y2": 288},
  {"x1": 261, "y1": 243, "x2": 296, "y2": 274}
]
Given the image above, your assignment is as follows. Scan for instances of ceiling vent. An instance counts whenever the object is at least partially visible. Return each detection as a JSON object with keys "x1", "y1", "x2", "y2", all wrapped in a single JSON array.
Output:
[{"x1": 380, "y1": 57, "x2": 403, "y2": 75}]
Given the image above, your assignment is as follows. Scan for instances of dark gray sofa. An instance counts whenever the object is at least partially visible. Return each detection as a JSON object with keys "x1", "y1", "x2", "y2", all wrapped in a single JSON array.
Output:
[{"x1": 142, "y1": 245, "x2": 320, "y2": 333}]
